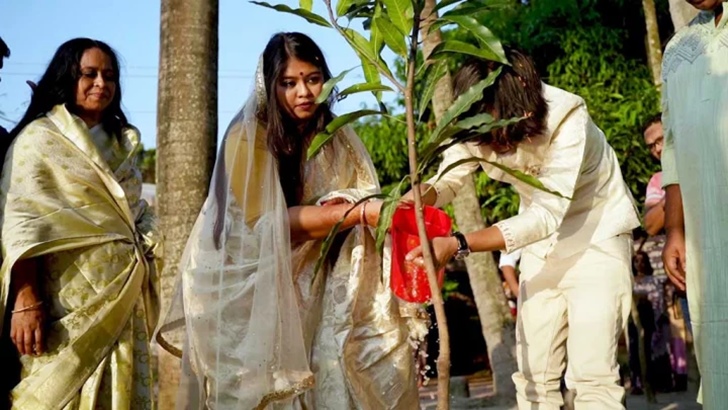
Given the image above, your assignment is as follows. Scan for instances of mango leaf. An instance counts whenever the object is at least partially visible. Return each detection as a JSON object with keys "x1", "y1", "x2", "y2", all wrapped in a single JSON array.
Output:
[
  {"x1": 316, "y1": 67, "x2": 356, "y2": 104},
  {"x1": 438, "y1": 15, "x2": 508, "y2": 64},
  {"x1": 338, "y1": 83, "x2": 394, "y2": 100},
  {"x1": 382, "y1": 0, "x2": 414, "y2": 36},
  {"x1": 372, "y1": 15, "x2": 408, "y2": 57},
  {"x1": 250, "y1": 1, "x2": 332, "y2": 27},
  {"x1": 439, "y1": 4, "x2": 491, "y2": 18},
  {"x1": 433, "y1": 0, "x2": 464, "y2": 13},
  {"x1": 430, "y1": 39, "x2": 504, "y2": 63},
  {"x1": 344, "y1": 28, "x2": 394, "y2": 78},
  {"x1": 428, "y1": 67, "x2": 501, "y2": 145},
  {"x1": 336, "y1": 0, "x2": 355, "y2": 17},
  {"x1": 420, "y1": 116, "x2": 525, "y2": 170},
  {"x1": 361, "y1": 59, "x2": 384, "y2": 101},
  {"x1": 417, "y1": 61, "x2": 449, "y2": 121},
  {"x1": 455, "y1": 113, "x2": 495, "y2": 130},
  {"x1": 485, "y1": 160, "x2": 570, "y2": 199},
  {"x1": 313, "y1": 193, "x2": 389, "y2": 277},
  {"x1": 299, "y1": 0, "x2": 313, "y2": 11},
  {"x1": 434, "y1": 157, "x2": 570, "y2": 199},
  {"x1": 375, "y1": 176, "x2": 408, "y2": 252},
  {"x1": 307, "y1": 109, "x2": 382, "y2": 159},
  {"x1": 344, "y1": 27, "x2": 377, "y2": 62}
]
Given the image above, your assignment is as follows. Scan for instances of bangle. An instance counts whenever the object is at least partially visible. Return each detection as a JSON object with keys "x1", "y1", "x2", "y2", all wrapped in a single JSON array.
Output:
[
  {"x1": 12, "y1": 301, "x2": 44, "y2": 314},
  {"x1": 360, "y1": 202, "x2": 369, "y2": 226}
]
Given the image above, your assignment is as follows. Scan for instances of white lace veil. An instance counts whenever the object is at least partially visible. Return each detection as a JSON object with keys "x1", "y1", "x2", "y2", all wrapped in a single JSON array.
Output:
[{"x1": 155, "y1": 56, "x2": 314, "y2": 409}]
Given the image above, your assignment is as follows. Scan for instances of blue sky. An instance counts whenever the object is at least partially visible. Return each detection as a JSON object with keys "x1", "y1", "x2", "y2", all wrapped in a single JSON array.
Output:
[{"x1": 0, "y1": 0, "x2": 398, "y2": 148}]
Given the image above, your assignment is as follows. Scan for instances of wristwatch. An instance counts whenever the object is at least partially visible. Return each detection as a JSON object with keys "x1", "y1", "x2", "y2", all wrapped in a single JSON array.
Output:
[{"x1": 451, "y1": 231, "x2": 471, "y2": 260}]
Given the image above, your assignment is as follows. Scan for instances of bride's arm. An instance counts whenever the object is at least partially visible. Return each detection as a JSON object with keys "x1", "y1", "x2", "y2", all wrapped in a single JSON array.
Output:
[{"x1": 288, "y1": 201, "x2": 381, "y2": 242}]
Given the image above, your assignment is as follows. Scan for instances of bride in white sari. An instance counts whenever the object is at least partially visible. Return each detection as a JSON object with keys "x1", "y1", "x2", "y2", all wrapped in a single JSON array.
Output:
[{"x1": 156, "y1": 32, "x2": 420, "y2": 409}]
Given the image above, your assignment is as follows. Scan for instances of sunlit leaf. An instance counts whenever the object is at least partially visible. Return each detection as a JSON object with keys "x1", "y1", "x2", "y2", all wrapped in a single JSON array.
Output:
[
  {"x1": 430, "y1": 39, "x2": 504, "y2": 63},
  {"x1": 338, "y1": 83, "x2": 394, "y2": 100},
  {"x1": 428, "y1": 67, "x2": 501, "y2": 145},
  {"x1": 299, "y1": 0, "x2": 313, "y2": 11},
  {"x1": 336, "y1": 0, "x2": 355, "y2": 16},
  {"x1": 361, "y1": 59, "x2": 383, "y2": 101},
  {"x1": 438, "y1": 15, "x2": 508, "y2": 64},
  {"x1": 372, "y1": 15, "x2": 408, "y2": 57},
  {"x1": 316, "y1": 67, "x2": 356, "y2": 104},
  {"x1": 383, "y1": 0, "x2": 414, "y2": 35},
  {"x1": 307, "y1": 109, "x2": 382, "y2": 159},
  {"x1": 250, "y1": 1, "x2": 332, "y2": 27},
  {"x1": 433, "y1": 0, "x2": 464, "y2": 13},
  {"x1": 417, "y1": 61, "x2": 449, "y2": 121}
]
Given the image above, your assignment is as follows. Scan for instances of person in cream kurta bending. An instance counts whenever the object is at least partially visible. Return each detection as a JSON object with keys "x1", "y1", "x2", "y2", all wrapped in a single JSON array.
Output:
[{"x1": 406, "y1": 48, "x2": 640, "y2": 409}]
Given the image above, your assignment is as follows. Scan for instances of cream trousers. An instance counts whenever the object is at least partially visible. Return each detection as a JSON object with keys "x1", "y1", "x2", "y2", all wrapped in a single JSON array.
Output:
[{"x1": 513, "y1": 234, "x2": 633, "y2": 409}]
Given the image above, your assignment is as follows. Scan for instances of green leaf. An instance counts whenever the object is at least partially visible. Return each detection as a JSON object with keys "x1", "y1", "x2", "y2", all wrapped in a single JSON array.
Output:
[
  {"x1": 434, "y1": 157, "x2": 570, "y2": 199},
  {"x1": 417, "y1": 61, "x2": 449, "y2": 121},
  {"x1": 344, "y1": 27, "x2": 377, "y2": 61},
  {"x1": 336, "y1": 0, "x2": 355, "y2": 17},
  {"x1": 455, "y1": 113, "x2": 495, "y2": 130},
  {"x1": 428, "y1": 67, "x2": 501, "y2": 145},
  {"x1": 433, "y1": 0, "x2": 464, "y2": 13},
  {"x1": 299, "y1": 0, "x2": 313, "y2": 11},
  {"x1": 484, "y1": 160, "x2": 570, "y2": 199},
  {"x1": 375, "y1": 176, "x2": 408, "y2": 252},
  {"x1": 316, "y1": 67, "x2": 356, "y2": 104},
  {"x1": 430, "y1": 39, "x2": 504, "y2": 63},
  {"x1": 382, "y1": 0, "x2": 414, "y2": 35},
  {"x1": 438, "y1": 15, "x2": 508, "y2": 64},
  {"x1": 307, "y1": 109, "x2": 382, "y2": 159},
  {"x1": 338, "y1": 83, "x2": 394, "y2": 99},
  {"x1": 250, "y1": 1, "x2": 332, "y2": 27},
  {"x1": 313, "y1": 193, "x2": 388, "y2": 277},
  {"x1": 420, "y1": 116, "x2": 525, "y2": 170},
  {"x1": 372, "y1": 15, "x2": 408, "y2": 57},
  {"x1": 361, "y1": 59, "x2": 383, "y2": 101},
  {"x1": 345, "y1": 27, "x2": 393, "y2": 78}
]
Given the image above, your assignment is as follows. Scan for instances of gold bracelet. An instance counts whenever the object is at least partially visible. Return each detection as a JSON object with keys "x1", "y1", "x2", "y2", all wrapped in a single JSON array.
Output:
[
  {"x1": 11, "y1": 301, "x2": 44, "y2": 314},
  {"x1": 360, "y1": 202, "x2": 368, "y2": 226}
]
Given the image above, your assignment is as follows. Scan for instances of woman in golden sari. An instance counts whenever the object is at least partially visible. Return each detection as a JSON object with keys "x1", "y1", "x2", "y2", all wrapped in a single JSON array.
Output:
[
  {"x1": 156, "y1": 32, "x2": 420, "y2": 409},
  {"x1": 0, "y1": 38, "x2": 160, "y2": 409}
]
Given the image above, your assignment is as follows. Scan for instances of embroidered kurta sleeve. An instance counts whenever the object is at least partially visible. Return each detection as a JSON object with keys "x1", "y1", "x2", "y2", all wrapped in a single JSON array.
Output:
[
  {"x1": 426, "y1": 142, "x2": 480, "y2": 208},
  {"x1": 493, "y1": 108, "x2": 587, "y2": 253},
  {"x1": 660, "y1": 81, "x2": 679, "y2": 187}
]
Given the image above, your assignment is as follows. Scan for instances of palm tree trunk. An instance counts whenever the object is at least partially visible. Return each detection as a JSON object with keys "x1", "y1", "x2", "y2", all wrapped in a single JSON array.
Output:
[
  {"x1": 642, "y1": 0, "x2": 663, "y2": 86},
  {"x1": 420, "y1": 0, "x2": 517, "y2": 403},
  {"x1": 156, "y1": 1, "x2": 219, "y2": 408}
]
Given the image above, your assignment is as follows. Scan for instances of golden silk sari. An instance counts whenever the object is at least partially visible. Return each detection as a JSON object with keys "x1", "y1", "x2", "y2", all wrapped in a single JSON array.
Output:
[{"x1": 0, "y1": 105, "x2": 161, "y2": 409}]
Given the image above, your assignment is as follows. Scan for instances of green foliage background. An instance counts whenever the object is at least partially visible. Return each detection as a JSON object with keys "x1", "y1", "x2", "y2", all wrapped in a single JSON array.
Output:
[{"x1": 355, "y1": 0, "x2": 671, "y2": 225}]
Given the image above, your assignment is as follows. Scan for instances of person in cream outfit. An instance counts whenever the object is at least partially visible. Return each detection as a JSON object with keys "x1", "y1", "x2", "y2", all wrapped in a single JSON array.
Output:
[{"x1": 406, "y1": 47, "x2": 640, "y2": 409}]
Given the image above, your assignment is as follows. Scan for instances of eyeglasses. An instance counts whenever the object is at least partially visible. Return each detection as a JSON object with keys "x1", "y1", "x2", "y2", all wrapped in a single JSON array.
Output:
[{"x1": 647, "y1": 136, "x2": 664, "y2": 151}]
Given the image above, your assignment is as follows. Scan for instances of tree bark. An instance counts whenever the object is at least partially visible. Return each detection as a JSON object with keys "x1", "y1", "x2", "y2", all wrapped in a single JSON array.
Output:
[
  {"x1": 642, "y1": 0, "x2": 663, "y2": 86},
  {"x1": 668, "y1": 0, "x2": 699, "y2": 31},
  {"x1": 156, "y1": 1, "x2": 218, "y2": 408},
  {"x1": 420, "y1": 0, "x2": 518, "y2": 403}
]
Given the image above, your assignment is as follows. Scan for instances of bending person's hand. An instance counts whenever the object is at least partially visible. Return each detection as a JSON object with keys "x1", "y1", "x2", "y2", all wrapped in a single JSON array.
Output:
[{"x1": 405, "y1": 236, "x2": 457, "y2": 271}]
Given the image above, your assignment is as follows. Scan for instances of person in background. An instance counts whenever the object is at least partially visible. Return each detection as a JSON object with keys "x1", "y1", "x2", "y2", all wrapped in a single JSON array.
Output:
[
  {"x1": 660, "y1": 1, "x2": 727, "y2": 405},
  {"x1": 641, "y1": 114, "x2": 690, "y2": 391}
]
